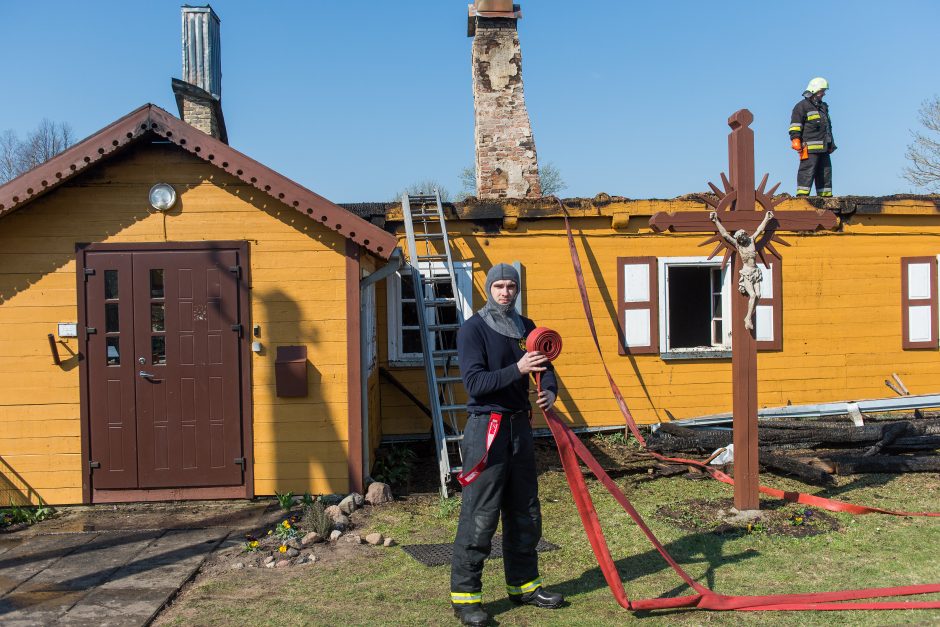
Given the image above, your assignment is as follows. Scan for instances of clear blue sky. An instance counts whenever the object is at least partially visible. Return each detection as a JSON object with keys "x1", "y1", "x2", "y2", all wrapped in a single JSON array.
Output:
[{"x1": 2, "y1": 1, "x2": 938, "y2": 202}]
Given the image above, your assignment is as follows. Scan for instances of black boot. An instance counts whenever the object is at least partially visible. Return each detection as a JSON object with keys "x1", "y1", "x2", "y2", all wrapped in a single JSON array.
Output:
[
  {"x1": 510, "y1": 586, "x2": 564, "y2": 609},
  {"x1": 452, "y1": 603, "x2": 489, "y2": 626}
]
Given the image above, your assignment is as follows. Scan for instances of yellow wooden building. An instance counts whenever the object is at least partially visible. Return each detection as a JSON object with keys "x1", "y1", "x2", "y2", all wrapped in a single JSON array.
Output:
[
  {"x1": 374, "y1": 196, "x2": 940, "y2": 439},
  {"x1": 2, "y1": 105, "x2": 938, "y2": 507},
  {"x1": 0, "y1": 104, "x2": 400, "y2": 506}
]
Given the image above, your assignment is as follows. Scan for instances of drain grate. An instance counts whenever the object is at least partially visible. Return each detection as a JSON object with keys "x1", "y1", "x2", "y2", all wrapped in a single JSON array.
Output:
[{"x1": 401, "y1": 535, "x2": 559, "y2": 567}]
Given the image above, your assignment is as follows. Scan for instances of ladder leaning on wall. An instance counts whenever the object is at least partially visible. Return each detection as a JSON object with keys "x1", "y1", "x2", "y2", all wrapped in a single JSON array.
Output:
[{"x1": 401, "y1": 191, "x2": 467, "y2": 498}]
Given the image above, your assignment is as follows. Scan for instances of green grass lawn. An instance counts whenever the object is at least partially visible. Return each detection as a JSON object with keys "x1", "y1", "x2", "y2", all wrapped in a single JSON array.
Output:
[{"x1": 156, "y1": 465, "x2": 940, "y2": 626}]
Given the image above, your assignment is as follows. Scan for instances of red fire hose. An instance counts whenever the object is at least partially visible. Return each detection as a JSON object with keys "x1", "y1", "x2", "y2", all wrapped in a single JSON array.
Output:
[
  {"x1": 527, "y1": 325, "x2": 940, "y2": 611},
  {"x1": 517, "y1": 206, "x2": 940, "y2": 612}
]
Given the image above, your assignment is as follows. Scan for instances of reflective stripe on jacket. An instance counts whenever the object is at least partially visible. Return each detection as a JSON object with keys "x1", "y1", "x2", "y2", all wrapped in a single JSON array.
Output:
[{"x1": 789, "y1": 96, "x2": 835, "y2": 152}]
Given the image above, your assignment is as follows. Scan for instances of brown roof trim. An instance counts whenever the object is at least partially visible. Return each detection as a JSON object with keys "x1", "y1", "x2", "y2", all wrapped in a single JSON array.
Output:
[{"x1": 0, "y1": 104, "x2": 397, "y2": 259}]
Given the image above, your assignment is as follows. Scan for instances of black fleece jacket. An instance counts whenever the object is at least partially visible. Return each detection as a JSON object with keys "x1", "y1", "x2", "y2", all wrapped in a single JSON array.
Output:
[{"x1": 457, "y1": 313, "x2": 558, "y2": 416}]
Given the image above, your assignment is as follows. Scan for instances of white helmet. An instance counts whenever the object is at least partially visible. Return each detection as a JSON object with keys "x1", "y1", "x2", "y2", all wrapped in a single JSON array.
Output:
[{"x1": 805, "y1": 77, "x2": 829, "y2": 94}]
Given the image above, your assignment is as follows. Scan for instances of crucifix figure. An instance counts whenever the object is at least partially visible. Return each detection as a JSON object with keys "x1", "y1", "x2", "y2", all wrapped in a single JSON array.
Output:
[
  {"x1": 650, "y1": 109, "x2": 837, "y2": 511},
  {"x1": 710, "y1": 210, "x2": 773, "y2": 331}
]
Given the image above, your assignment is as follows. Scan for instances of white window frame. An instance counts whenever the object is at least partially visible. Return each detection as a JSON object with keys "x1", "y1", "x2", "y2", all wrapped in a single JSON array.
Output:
[
  {"x1": 387, "y1": 261, "x2": 473, "y2": 365},
  {"x1": 658, "y1": 256, "x2": 732, "y2": 358}
]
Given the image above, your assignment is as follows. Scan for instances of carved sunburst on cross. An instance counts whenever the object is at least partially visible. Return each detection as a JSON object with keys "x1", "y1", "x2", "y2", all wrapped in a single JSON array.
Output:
[{"x1": 698, "y1": 171, "x2": 791, "y2": 271}]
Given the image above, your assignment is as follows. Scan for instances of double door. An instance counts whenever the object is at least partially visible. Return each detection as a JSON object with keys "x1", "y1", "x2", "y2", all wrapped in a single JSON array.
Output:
[{"x1": 83, "y1": 248, "x2": 245, "y2": 490}]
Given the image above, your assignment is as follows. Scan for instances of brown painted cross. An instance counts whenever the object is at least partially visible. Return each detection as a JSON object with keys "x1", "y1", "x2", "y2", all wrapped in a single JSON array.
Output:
[{"x1": 649, "y1": 109, "x2": 837, "y2": 511}]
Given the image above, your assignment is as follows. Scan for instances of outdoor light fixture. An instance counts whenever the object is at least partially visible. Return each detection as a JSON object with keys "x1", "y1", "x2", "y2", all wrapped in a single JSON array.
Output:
[{"x1": 148, "y1": 183, "x2": 177, "y2": 211}]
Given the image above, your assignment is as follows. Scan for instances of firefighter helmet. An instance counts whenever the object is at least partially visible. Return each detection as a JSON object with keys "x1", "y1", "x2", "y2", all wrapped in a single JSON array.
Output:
[{"x1": 805, "y1": 77, "x2": 829, "y2": 94}]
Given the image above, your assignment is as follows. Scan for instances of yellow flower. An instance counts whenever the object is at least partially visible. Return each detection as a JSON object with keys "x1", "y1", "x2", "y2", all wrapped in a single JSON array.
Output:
[
  {"x1": 279, "y1": 545, "x2": 287, "y2": 553},
  {"x1": 282, "y1": 520, "x2": 291, "y2": 528},
  {"x1": 249, "y1": 540, "x2": 259, "y2": 548},
  {"x1": 267, "y1": 530, "x2": 273, "y2": 535}
]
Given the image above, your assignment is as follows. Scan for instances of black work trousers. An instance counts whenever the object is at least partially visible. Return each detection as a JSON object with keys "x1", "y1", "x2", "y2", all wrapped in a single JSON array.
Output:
[
  {"x1": 796, "y1": 152, "x2": 832, "y2": 196},
  {"x1": 451, "y1": 411, "x2": 541, "y2": 595}
]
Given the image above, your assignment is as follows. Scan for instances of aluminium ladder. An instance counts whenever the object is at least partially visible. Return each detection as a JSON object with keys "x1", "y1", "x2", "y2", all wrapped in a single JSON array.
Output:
[{"x1": 401, "y1": 191, "x2": 467, "y2": 498}]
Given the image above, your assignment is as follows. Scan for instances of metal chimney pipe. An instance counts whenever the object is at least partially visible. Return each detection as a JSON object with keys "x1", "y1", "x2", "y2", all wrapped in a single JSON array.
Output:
[{"x1": 181, "y1": 5, "x2": 221, "y2": 99}]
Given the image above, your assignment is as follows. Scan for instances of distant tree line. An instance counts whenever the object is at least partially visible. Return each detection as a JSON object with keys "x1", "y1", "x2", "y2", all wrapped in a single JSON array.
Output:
[{"x1": 0, "y1": 120, "x2": 75, "y2": 184}]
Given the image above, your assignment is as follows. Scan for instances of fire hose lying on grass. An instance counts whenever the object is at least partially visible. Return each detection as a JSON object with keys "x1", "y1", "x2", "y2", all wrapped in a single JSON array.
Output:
[{"x1": 516, "y1": 209, "x2": 940, "y2": 612}]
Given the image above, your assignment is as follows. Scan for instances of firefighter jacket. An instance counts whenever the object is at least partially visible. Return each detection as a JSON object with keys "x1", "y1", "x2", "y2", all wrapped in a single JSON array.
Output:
[{"x1": 789, "y1": 96, "x2": 836, "y2": 153}]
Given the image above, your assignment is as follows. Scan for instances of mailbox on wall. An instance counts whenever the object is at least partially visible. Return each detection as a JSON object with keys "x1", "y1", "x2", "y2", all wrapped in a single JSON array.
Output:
[{"x1": 275, "y1": 345, "x2": 308, "y2": 397}]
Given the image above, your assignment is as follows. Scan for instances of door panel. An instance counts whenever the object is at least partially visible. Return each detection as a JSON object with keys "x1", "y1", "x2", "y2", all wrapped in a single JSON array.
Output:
[
  {"x1": 133, "y1": 250, "x2": 243, "y2": 488},
  {"x1": 85, "y1": 253, "x2": 139, "y2": 489}
]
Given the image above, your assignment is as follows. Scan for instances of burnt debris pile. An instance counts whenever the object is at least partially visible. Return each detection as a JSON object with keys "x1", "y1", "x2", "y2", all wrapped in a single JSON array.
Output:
[{"x1": 647, "y1": 412, "x2": 940, "y2": 486}]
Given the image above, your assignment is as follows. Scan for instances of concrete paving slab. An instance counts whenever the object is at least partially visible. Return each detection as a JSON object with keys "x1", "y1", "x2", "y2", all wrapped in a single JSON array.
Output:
[
  {"x1": 0, "y1": 534, "x2": 99, "y2": 597},
  {"x1": 0, "y1": 537, "x2": 20, "y2": 558},
  {"x1": 0, "y1": 500, "x2": 258, "y2": 626}
]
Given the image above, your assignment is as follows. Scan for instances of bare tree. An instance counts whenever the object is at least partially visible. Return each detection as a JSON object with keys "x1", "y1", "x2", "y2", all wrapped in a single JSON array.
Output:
[
  {"x1": 904, "y1": 96, "x2": 940, "y2": 191},
  {"x1": 538, "y1": 162, "x2": 567, "y2": 197},
  {"x1": 456, "y1": 161, "x2": 567, "y2": 200},
  {"x1": 394, "y1": 180, "x2": 451, "y2": 202},
  {"x1": 0, "y1": 119, "x2": 75, "y2": 184},
  {"x1": 456, "y1": 165, "x2": 476, "y2": 200}
]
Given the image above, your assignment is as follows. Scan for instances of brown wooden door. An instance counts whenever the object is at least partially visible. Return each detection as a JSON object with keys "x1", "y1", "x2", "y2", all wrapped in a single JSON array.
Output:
[
  {"x1": 85, "y1": 253, "x2": 139, "y2": 489},
  {"x1": 85, "y1": 248, "x2": 244, "y2": 490}
]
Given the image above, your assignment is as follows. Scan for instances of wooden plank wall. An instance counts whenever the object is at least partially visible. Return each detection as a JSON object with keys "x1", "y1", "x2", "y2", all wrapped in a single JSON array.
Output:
[
  {"x1": 379, "y1": 205, "x2": 940, "y2": 436},
  {"x1": 0, "y1": 142, "x2": 353, "y2": 504}
]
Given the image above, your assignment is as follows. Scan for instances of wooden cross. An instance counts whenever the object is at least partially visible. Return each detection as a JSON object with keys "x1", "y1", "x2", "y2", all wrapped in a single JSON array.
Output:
[{"x1": 649, "y1": 109, "x2": 837, "y2": 511}]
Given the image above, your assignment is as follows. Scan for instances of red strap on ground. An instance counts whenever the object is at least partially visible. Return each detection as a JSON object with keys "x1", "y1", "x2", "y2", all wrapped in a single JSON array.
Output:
[
  {"x1": 456, "y1": 412, "x2": 502, "y2": 487},
  {"x1": 543, "y1": 407, "x2": 940, "y2": 611},
  {"x1": 517, "y1": 204, "x2": 940, "y2": 612}
]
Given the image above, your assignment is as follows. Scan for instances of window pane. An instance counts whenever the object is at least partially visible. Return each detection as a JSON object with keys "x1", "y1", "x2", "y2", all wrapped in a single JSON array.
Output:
[
  {"x1": 105, "y1": 303, "x2": 120, "y2": 333},
  {"x1": 667, "y1": 266, "x2": 713, "y2": 349},
  {"x1": 402, "y1": 330, "x2": 422, "y2": 354},
  {"x1": 106, "y1": 337, "x2": 120, "y2": 366},
  {"x1": 152, "y1": 336, "x2": 166, "y2": 365},
  {"x1": 436, "y1": 282, "x2": 454, "y2": 299},
  {"x1": 400, "y1": 274, "x2": 415, "y2": 300},
  {"x1": 151, "y1": 303, "x2": 165, "y2": 332},
  {"x1": 439, "y1": 305, "x2": 458, "y2": 324},
  {"x1": 402, "y1": 302, "x2": 419, "y2": 326},
  {"x1": 150, "y1": 269, "x2": 165, "y2": 298},
  {"x1": 104, "y1": 270, "x2": 119, "y2": 300},
  {"x1": 712, "y1": 295, "x2": 722, "y2": 316}
]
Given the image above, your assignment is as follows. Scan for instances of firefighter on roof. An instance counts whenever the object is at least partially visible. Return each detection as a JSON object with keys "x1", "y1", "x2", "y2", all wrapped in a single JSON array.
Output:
[{"x1": 789, "y1": 77, "x2": 836, "y2": 197}]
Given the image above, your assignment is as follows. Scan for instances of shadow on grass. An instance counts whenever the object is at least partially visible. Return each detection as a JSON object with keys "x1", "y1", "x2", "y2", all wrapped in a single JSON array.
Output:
[{"x1": 485, "y1": 528, "x2": 760, "y2": 621}]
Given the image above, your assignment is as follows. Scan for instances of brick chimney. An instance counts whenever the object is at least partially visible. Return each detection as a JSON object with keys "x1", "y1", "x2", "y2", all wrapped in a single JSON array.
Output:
[
  {"x1": 172, "y1": 5, "x2": 228, "y2": 143},
  {"x1": 468, "y1": 1, "x2": 541, "y2": 199}
]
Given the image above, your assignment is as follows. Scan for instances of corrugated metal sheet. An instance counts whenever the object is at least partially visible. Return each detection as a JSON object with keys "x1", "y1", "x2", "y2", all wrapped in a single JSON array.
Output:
[
  {"x1": 652, "y1": 393, "x2": 940, "y2": 430},
  {"x1": 182, "y1": 6, "x2": 222, "y2": 98}
]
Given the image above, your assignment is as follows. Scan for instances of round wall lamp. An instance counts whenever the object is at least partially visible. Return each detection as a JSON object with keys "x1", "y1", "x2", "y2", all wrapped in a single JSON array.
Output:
[{"x1": 148, "y1": 183, "x2": 177, "y2": 211}]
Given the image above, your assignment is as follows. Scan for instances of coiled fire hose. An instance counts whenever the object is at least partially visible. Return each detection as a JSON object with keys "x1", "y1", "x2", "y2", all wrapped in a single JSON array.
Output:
[{"x1": 526, "y1": 321, "x2": 940, "y2": 611}]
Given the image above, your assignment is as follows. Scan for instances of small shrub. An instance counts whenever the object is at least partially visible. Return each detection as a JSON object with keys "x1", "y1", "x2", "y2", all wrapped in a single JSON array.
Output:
[
  {"x1": 372, "y1": 445, "x2": 418, "y2": 489},
  {"x1": 595, "y1": 430, "x2": 628, "y2": 446},
  {"x1": 274, "y1": 491, "x2": 294, "y2": 512},
  {"x1": 302, "y1": 501, "x2": 333, "y2": 537},
  {"x1": 274, "y1": 518, "x2": 301, "y2": 540},
  {"x1": 1, "y1": 500, "x2": 55, "y2": 529}
]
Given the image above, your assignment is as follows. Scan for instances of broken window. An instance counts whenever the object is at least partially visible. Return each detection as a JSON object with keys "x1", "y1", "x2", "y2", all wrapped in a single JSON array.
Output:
[{"x1": 665, "y1": 261, "x2": 729, "y2": 351}]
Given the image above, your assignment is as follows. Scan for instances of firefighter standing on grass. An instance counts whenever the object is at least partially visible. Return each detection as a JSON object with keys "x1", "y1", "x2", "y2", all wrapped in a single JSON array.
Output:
[
  {"x1": 789, "y1": 77, "x2": 836, "y2": 197},
  {"x1": 450, "y1": 263, "x2": 565, "y2": 627}
]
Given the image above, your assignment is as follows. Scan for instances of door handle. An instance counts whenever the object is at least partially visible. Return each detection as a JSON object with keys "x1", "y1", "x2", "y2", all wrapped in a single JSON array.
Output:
[{"x1": 139, "y1": 371, "x2": 155, "y2": 379}]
